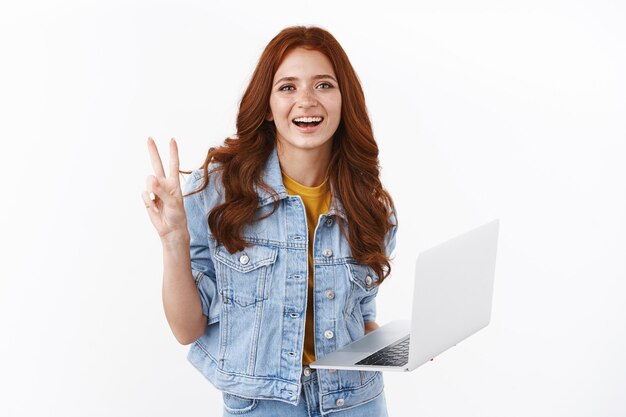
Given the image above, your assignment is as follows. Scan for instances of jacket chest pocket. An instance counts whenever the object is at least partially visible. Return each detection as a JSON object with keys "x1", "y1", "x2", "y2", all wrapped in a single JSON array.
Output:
[{"x1": 214, "y1": 244, "x2": 278, "y2": 308}]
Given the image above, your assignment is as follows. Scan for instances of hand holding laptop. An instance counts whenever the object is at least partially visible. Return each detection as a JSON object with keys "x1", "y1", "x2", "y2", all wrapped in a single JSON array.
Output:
[
  {"x1": 364, "y1": 321, "x2": 380, "y2": 335},
  {"x1": 310, "y1": 219, "x2": 499, "y2": 372}
]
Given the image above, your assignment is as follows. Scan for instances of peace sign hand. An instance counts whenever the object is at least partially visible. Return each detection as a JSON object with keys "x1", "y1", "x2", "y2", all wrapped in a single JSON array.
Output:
[{"x1": 142, "y1": 137, "x2": 189, "y2": 242}]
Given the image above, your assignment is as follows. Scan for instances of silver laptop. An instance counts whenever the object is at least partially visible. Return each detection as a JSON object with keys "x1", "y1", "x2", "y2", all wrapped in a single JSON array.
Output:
[{"x1": 310, "y1": 219, "x2": 499, "y2": 372}]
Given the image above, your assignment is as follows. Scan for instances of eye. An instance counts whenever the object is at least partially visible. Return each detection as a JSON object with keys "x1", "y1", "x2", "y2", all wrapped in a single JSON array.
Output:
[
  {"x1": 279, "y1": 84, "x2": 295, "y2": 91},
  {"x1": 317, "y1": 82, "x2": 333, "y2": 89}
]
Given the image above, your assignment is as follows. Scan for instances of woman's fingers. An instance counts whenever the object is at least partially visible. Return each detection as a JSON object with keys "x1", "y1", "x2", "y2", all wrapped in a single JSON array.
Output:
[
  {"x1": 364, "y1": 321, "x2": 380, "y2": 335},
  {"x1": 169, "y1": 138, "x2": 180, "y2": 185},
  {"x1": 141, "y1": 190, "x2": 160, "y2": 214},
  {"x1": 147, "y1": 137, "x2": 166, "y2": 178},
  {"x1": 146, "y1": 174, "x2": 174, "y2": 207},
  {"x1": 143, "y1": 174, "x2": 188, "y2": 236},
  {"x1": 144, "y1": 175, "x2": 162, "y2": 211},
  {"x1": 144, "y1": 137, "x2": 187, "y2": 235}
]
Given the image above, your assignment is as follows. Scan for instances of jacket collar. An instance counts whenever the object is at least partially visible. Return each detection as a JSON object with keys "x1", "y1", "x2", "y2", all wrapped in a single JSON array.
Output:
[
  {"x1": 255, "y1": 145, "x2": 347, "y2": 219},
  {"x1": 256, "y1": 145, "x2": 288, "y2": 206}
]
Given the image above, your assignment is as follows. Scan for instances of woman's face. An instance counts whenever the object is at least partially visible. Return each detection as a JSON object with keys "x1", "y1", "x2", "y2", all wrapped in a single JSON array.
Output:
[{"x1": 268, "y1": 47, "x2": 342, "y2": 156}]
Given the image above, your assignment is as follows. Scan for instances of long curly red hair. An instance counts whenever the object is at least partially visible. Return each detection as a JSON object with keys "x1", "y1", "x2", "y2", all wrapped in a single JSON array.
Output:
[{"x1": 183, "y1": 26, "x2": 396, "y2": 282}]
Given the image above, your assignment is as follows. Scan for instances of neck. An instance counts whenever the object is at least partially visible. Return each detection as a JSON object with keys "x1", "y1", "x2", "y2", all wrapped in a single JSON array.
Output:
[{"x1": 276, "y1": 143, "x2": 332, "y2": 187}]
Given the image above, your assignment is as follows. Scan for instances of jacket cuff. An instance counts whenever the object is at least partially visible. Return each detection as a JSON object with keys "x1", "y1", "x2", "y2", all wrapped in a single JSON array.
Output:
[
  {"x1": 192, "y1": 269, "x2": 220, "y2": 324},
  {"x1": 360, "y1": 295, "x2": 377, "y2": 322}
]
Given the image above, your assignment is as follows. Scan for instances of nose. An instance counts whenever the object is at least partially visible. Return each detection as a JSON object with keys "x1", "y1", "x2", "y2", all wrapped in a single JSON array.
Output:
[{"x1": 297, "y1": 88, "x2": 318, "y2": 108}]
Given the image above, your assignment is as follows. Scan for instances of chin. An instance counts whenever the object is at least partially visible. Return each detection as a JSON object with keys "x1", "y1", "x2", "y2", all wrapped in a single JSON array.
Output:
[
  {"x1": 279, "y1": 135, "x2": 332, "y2": 149},
  {"x1": 295, "y1": 139, "x2": 333, "y2": 150}
]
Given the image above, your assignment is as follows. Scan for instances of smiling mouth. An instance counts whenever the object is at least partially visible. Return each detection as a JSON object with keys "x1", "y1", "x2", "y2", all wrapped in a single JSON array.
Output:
[{"x1": 292, "y1": 116, "x2": 324, "y2": 128}]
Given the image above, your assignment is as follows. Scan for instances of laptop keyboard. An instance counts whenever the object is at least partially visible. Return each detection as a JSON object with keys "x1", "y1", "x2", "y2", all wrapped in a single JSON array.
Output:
[{"x1": 355, "y1": 335, "x2": 410, "y2": 367}]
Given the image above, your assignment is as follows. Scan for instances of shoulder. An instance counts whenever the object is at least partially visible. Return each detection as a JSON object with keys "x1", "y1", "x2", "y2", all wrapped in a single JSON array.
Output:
[{"x1": 182, "y1": 165, "x2": 225, "y2": 210}]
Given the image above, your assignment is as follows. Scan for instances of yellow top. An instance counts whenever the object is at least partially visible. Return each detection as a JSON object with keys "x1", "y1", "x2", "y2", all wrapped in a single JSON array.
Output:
[{"x1": 281, "y1": 171, "x2": 331, "y2": 366}]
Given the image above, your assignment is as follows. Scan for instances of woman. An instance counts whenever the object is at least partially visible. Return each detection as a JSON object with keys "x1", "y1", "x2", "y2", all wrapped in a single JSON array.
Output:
[{"x1": 142, "y1": 26, "x2": 397, "y2": 416}]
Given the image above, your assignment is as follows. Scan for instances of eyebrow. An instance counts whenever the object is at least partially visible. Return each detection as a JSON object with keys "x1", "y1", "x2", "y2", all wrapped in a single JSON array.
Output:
[{"x1": 273, "y1": 74, "x2": 338, "y2": 86}]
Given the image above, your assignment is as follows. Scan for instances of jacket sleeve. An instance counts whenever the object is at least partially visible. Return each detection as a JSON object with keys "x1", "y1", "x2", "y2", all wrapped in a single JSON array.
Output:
[
  {"x1": 384, "y1": 206, "x2": 399, "y2": 258},
  {"x1": 360, "y1": 293, "x2": 378, "y2": 323},
  {"x1": 360, "y1": 206, "x2": 398, "y2": 323},
  {"x1": 183, "y1": 171, "x2": 220, "y2": 324}
]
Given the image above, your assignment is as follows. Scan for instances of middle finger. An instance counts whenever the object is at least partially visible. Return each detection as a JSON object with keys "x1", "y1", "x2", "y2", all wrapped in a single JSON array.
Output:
[{"x1": 147, "y1": 137, "x2": 166, "y2": 178}]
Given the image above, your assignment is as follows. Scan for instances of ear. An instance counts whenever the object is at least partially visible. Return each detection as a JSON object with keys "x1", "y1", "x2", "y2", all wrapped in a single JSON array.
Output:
[{"x1": 265, "y1": 112, "x2": 274, "y2": 122}]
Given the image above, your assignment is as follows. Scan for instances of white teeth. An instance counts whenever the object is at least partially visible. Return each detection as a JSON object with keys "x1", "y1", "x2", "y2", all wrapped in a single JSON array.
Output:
[{"x1": 293, "y1": 116, "x2": 323, "y2": 123}]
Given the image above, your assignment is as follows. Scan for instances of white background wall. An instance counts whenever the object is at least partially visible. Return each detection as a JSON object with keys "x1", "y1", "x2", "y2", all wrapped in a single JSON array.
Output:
[{"x1": 1, "y1": 0, "x2": 624, "y2": 416}]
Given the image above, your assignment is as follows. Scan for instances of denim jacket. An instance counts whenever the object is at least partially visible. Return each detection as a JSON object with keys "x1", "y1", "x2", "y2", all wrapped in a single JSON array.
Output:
[{"x1": 183, "y1": 146, "x2": 397, "y2": 414}]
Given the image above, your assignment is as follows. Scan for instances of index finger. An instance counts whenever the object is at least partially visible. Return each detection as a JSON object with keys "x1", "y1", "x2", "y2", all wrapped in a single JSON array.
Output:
[
  {"x1": 169, "y1": 138, "x2": 180, "y2": 184},
  {"x1": 147, "y1": 137, "x2": 166, "y2": 178}
]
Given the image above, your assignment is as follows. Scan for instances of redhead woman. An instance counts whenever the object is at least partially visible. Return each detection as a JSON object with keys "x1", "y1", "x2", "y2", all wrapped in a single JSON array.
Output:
[{"x1": 142, "y1": 26, "x2": 397, "y2": 417}]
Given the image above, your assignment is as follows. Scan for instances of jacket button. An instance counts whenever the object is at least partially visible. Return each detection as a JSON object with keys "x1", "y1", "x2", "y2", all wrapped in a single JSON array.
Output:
[
  {"x1": 303, "y1": 367, "x2": 311, "y2": 376},
  {"x1": 239, "y1": 254, "x2": 249, "y2": 265},
  {"x1": 325, "y1": 217, "x2": 333, "y2": 226},
  {"x1": 324, "y1": 330, "x2": 334, "y2": 339},
  {"x1": 365, "y1": 275, "x2": 373, "y2": 287},
  {"x1": 323, "y1": 248, "x2": 333, "y2": 257},
  {"x1": 325, "y1": 290, "x2": 335, "y2": 300},
  {"x1": 336, "y1": 398, "x2": 345, "y2": 407}
]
